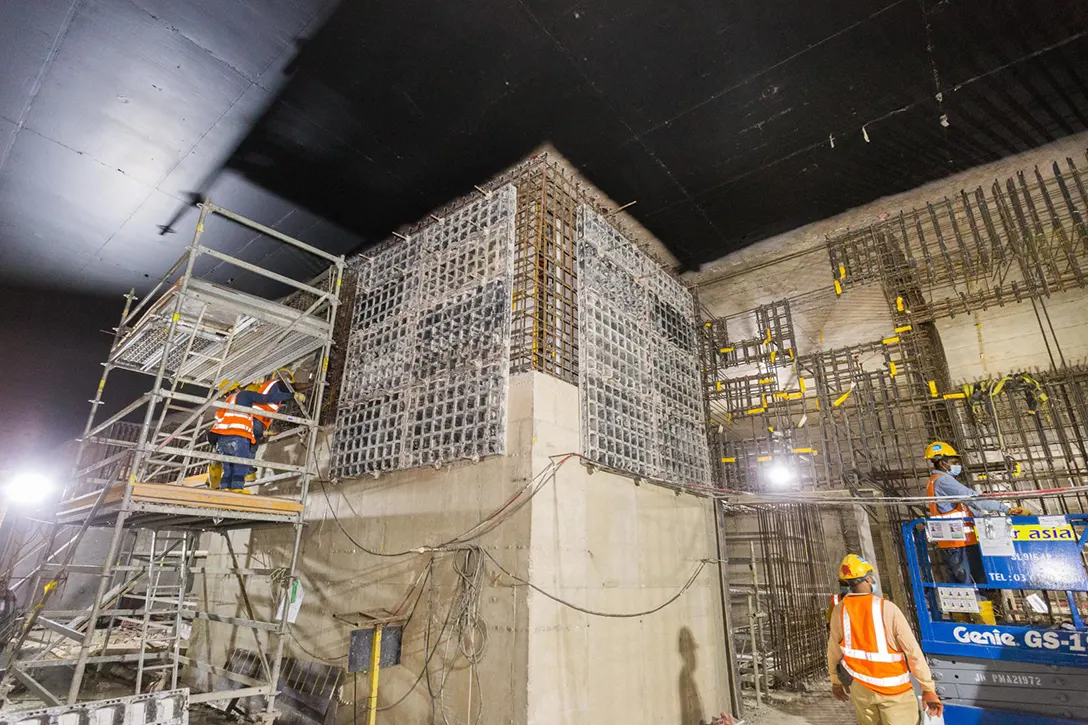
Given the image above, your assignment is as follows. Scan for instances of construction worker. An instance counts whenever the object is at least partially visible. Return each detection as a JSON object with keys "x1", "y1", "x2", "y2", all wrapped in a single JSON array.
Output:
[
  {"x1": 925, "y1": 441, "x2": 1028, "y2": 586},
  {"x1": 208, "y1": 381, "x2": 300, "y2": 492},
  {"x1": 828, "y1": 555, "x2": 942, "y2": 724},
  {"x1": 251, "y1": 368, "x2": 305, "y2": 445}
]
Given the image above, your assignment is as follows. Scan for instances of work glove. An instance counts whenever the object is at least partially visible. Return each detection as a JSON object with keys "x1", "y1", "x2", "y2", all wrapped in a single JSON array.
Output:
[
  {"x1": 1008, "y1": 506, "x2": 1031, "y2": 516},
  {"x1": 922, "y1": 691, "x2": 943, "y2": 716},
  {"x1": 294, "y1": 391, "x2": 308, "y2": 405},
  {"x1": 832, "y1": 683, "x2": 849, "y2": 702}
]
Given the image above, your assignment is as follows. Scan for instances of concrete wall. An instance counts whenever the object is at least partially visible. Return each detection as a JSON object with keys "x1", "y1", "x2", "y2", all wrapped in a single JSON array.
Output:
[
  {"x1": 525, "y1": 373, "x2": 729, "y2": 725},
  {"x1": 189, "y1": 372, "x2": 731, "y2": 725},
  {"x1": 691, "y1": 131, "x2": 1088, "y2": 362}
]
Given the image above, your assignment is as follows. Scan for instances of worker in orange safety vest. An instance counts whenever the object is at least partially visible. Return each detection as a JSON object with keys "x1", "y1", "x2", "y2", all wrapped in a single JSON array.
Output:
[
  {"x1": 924, "y1": 441, "x2": 1029, "y2": 586},
  {"x1": 828, "y1": 554, "x2": 942, "y2": 725},
  {"x1": 208, "y1": 380, "x2": 300, "y2": 492}
]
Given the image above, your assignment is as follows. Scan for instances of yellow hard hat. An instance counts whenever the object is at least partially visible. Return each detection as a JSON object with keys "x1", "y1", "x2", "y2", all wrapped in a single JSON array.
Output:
[
  {"x1": 924, "y1": 441, "x2": 958, "y2": 459},
  {"x1": 839, "y1": 554, "x2": 874, "y2": 581}
]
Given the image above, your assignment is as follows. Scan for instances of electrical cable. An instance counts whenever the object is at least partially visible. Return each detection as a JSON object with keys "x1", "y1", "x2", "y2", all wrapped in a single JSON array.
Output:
[
  {"x1": 480, "y1": 548, "x2": 709, "y2": 618},
  {"x1": 317, "y1": 454, "x2": 574, "y2": 557}
]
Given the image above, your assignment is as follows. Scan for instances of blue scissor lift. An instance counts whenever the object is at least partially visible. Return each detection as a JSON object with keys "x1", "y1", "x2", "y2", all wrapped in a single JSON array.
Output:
[{"x1": 903, "y1": 514, "x2": 1088, "y2": 723}]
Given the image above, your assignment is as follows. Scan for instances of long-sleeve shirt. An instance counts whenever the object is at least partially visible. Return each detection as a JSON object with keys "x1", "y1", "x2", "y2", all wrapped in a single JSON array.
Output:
[
  {"x1": 235, "y1": 384, "x2": 293, "y2": 442},
  {"x1": 828, "y1": 594, "x2": 936, "y2": 693},
  {"x1": 929, "y1": 469, "x2": 1009, "y2": 516}
]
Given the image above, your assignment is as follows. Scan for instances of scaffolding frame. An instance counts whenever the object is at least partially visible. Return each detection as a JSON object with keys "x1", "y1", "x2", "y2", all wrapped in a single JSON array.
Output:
[{"x1": 2, "y1": 202, "x2": 344, "y2": 718}]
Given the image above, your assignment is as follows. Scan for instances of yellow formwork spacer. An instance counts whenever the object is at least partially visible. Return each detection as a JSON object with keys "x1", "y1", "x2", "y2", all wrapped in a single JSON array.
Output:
[
  {"x1": 746, "y1": 406, "x2": 766, "y2": 415},
  {"x1": 834, "y1": 280, "x2": 843, "y2": 295},
  {"x1": 756, "y1": 455, "x2": 772, "y2": 462},
  {"x1": 894, "y1": 324, "x2": 913, "y2": 333},
  {"x1": 758, "y1": 377, "x2": 774, "y2": 385},
  {"x1": 799, "y1": 377, "x2": 807, "y2": 393},
  {"x1": 769, "y1": 350, "x2": 778, "y2": 363},
  {"x1": 928, "y1": 380, "x2": 939, "y2": 397},
  {"x1": 792, "y1": 447, "x2": 816, "y2": 454},
  {"x1": 889, "y1": 361, "x2": 898, "y2": 378},
  {"x1": 720, "y1": 346, "x2": 735, "y2": 354},
  {"x1": 721, "y1": 457, "x2": 736, "y2": 463},
  {"x1": 716, "y1": 381, "x2": 723, "y2": 391},
  {"x1": 786, "y1": 392, "x2": 804, "y2": 400},
  {"x1": 943, "y1": 392, "x2": 966, "y2": 400},
  {"x1": 833, "y1": 389, "x2": 852, "y2": 407},
  {"x1": 896, "y1": 296, "x2": 905, "y2": 311},
  {"x1": 763, "y1": 328, "x2": 772, "y2": 344},
  {"x1": 882, "y1": 336, "x2": 900, "y2": 345}
]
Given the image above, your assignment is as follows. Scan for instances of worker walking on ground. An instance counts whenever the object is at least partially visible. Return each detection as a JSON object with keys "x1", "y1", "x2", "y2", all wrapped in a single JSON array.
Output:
[
  {"x1": 828, "y1": 555, "x2": 942, "y2": 725},
  {"x1": 208, "y1": 375, "x2": 303, "y2": 492},
  {"x1": 924, "y1": 441, "x2": 1028, "y2": 585}
]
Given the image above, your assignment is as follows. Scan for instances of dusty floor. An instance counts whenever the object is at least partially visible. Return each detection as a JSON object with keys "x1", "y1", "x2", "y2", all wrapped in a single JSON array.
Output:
[{"x1": 739, "y1": 691, "x2": 857, "y2": 725}]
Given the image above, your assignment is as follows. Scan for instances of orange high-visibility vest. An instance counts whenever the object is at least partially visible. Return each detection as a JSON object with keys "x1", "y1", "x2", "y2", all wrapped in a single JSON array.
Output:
[
  {"x1": 927, "y1": 472, "x2": 977, "y2": 548},
  {"x1": 252, "y1": 379, "x2": 281, "y2": 430},
  {"x1": 210, "y1": 392, "x2": 255, "y2": 443},
  {"x1": 839, "y1": 594, "x2": 911, "y2": 695}
]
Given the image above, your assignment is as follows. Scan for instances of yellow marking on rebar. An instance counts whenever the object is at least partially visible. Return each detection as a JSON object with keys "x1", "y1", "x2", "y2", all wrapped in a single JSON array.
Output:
[
  {"x1": 756, "y1": 455, "x2": 772, "y2": 462},
  {"x1": 839, "y1": 264, "x2": 846, "y2": 280},
  {"x1": 943, "y1": 392, "x2": 966, "y2": 400},
  {"x1": 721, "y1": 457, "x2": 736, "y2": 463},
  {"x1": 746, "y1": 406, "x2": 766, "y2": 415},
  {"x1": 323, "y1": 358, "x2": 329, "y2": 372},
  {"x1": 977, "y1": 473, "x2": 988, "y2": 480},
  {"x1": 97, "y1": 380, "x2": 105, "y2": 393},
  {"x1": 758, "y1": 377, "x2": 774, "y2": 385},
  {"x1": 889, "y1": 361, "x2": 898, "y2": 378},
  {"x1": 793, "y1": 447, "x2": 814, "y2": 454},
  {"x1": 719, "y1": 346, "x2": 735, "y2": 354},
  {"x1": 896, "y1": 296, "x2": 905, "y2": 311},
  {"x1": 705, "y1": 322, "x2": 712, "y2": 328},
  {"x1": 769, "y1": 350, "x2": 778, "y2": 363},
  {"x1": 834, "y1": 280, "x2": 842, "y2": 295},
  {"x1": 767, "y1": 426, "x2": 774, "y2": 433},
  {"x1": 882, "y1": 336, "x2": 899, "y2": 345},
  {"x1": 1014, "y1": 461, "x2": 1022, "y2": 476},
  {"x1": 833, "y1": 389, "x2": 852, "y2": 407},
  {"x1": 197, "y1": 223, "x2": 204, "y2": 233},
  {"x1": 928, "y1": 380, "x2": 938, "y2": 397},
  {"x1": 894, "y1": 324, "x2": 913, "y2": 333},
  {"x1": 727, "y1": 413, "x2": 733, "y2": 423},
  {"x1": 43, "y1": 581, "x2": 57, "y2": 595},
  {"x1": 716, "y1": 381, "x2": 723, "y2": 391},
  {"x1": 172, "y1": 312, "x2": 180, "y2": 322}
]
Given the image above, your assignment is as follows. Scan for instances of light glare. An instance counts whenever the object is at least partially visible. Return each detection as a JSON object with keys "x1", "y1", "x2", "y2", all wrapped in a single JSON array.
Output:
[{"x1": 6, "y1": 471, "x2": 55, "y2": 506}]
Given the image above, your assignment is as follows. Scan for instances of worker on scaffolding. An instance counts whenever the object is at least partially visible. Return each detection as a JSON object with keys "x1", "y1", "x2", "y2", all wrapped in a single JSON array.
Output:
[
  {"x1": 924, "y1": 441, "x2": 1028, "y2": 588},
  {"x1": 828, "y1": 554, "x2": 942, "y2": 724},
  {"x1": 207, "y1": 374, "x2": 304, "y2": 492}
]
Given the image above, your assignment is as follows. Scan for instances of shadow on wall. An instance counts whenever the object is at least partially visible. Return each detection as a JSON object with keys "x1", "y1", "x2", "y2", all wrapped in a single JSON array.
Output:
[{"x1": 679, "y1": 626, "x2": 705, "y2": 725}]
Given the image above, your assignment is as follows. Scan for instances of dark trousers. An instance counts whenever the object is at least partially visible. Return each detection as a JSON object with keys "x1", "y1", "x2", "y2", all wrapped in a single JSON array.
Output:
[
  {"x1": 940, "y1": 544, "x2": 985, "y2": 585},
  {"x1": 216, "y1": 435, "x2": 256, "y2": 487}
]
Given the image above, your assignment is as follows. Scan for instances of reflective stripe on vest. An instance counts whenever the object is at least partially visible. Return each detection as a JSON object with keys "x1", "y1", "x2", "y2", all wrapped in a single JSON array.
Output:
[
  {"x1": 839, "y1": 594, "x2": 911, "y2": 695},
  {"x1": 253, "y1": 379, "x2": 280, "y2": 429},
  {"x1": 210, "y1": 392, "x2": 255, "y2": 443},
  {"x1": 927, "y1": 472, "x2": 977, "y2": 547}
]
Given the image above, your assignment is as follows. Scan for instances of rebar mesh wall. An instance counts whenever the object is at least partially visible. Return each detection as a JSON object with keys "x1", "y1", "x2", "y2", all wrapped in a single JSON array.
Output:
[
  {"x1": 579, "y1": 207, "x2": 711, "y2": 485},
  {"x1": 331, "y1": 186, "x2": 516, "y2": 477}
]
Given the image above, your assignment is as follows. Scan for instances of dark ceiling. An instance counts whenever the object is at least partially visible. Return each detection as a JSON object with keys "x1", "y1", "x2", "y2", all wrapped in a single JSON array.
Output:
[
  {"x1": 229, "y1": 0, "x2": 1088, "y2": 270},
  {"x1": 1, "y1": 0, "x2": 1087, "y2": 295}
]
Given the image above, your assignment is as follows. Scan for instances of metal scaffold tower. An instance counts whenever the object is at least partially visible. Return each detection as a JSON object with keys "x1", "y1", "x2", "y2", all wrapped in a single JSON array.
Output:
[{"x1": 0, "y1": 201, "x2": 344, "y2": 718}]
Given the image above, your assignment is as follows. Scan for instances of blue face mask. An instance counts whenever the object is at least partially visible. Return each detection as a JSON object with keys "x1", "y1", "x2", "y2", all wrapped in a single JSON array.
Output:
[{"x1": 948, "y1": 464, "x2": 962, "y2": 476}]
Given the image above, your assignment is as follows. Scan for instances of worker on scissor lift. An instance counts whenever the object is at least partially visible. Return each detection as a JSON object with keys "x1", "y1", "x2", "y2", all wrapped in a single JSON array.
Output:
[
  {"x1": 924, "y1": 441, "x2": 1029, "y2": 588},
  {"x1": 207, "y1": 375, "x2": 305, "y2": 492},
  {"x1": 828, "y1": 555, "x2": 943, "y2": 725}
]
